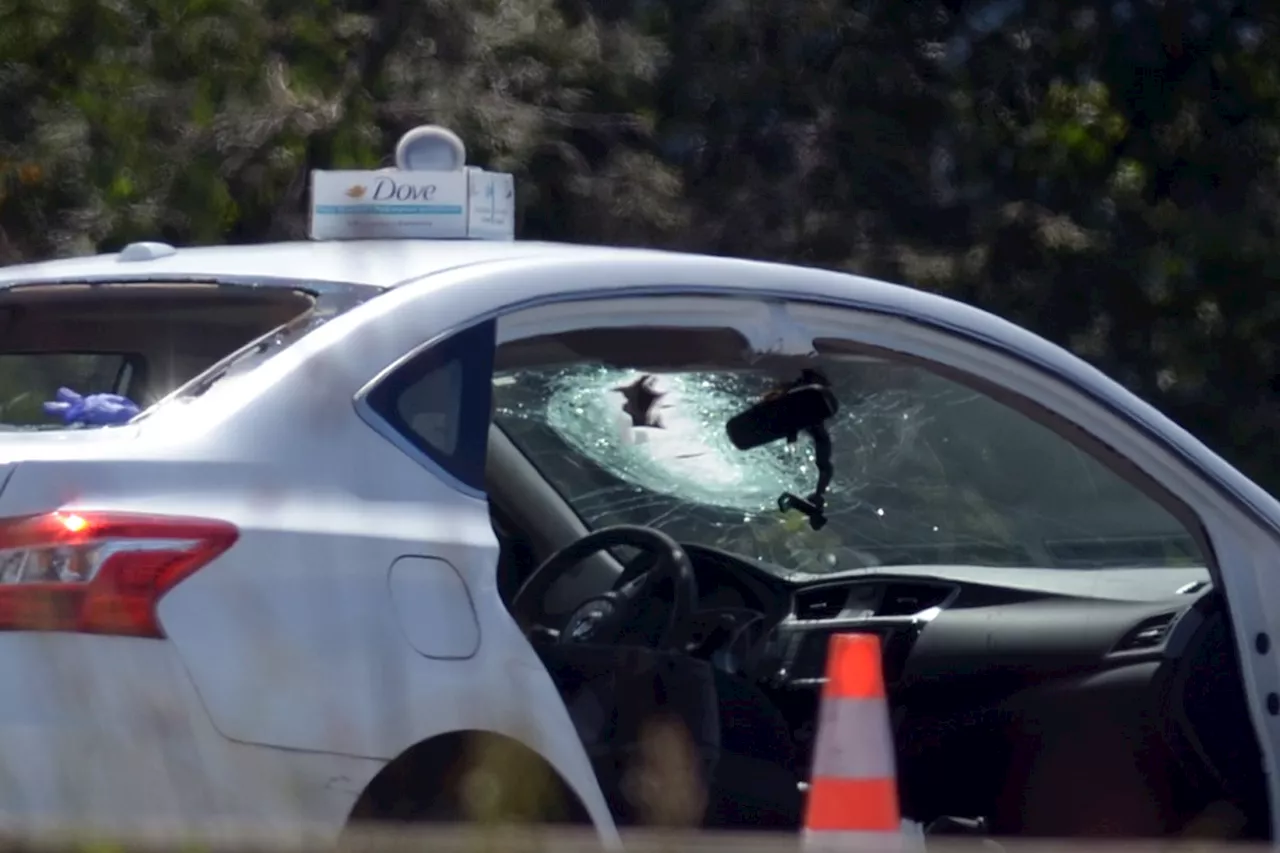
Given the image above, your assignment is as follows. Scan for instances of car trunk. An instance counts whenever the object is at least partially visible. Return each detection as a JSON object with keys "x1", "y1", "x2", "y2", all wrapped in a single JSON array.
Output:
[{"x1": 0, "y1": 281, "x2": 318, "y2": 427}]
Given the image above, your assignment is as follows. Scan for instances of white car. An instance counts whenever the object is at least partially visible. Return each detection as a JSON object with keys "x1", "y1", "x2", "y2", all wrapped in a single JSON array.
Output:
[{"x1": 0, "y1": 130, "x2": 1277, "y2": 843}]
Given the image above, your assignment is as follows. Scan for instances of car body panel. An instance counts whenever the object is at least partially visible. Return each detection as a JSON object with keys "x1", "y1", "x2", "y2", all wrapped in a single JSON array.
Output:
[
  {"x1": 0, "y1": 632, "x2": 381, "y2": 834},
  {"x1": 0, "y1": 427, "x2": 144, "y2": 458},
  {"x1": 0, "y1": 435, "x2": 618, "y2": 837}
]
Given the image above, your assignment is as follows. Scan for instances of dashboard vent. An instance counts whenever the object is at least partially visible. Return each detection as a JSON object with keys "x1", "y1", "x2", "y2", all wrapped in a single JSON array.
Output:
[
  {"x1": 878, "y1": 582, "x2": 953, "y2": 617},
  {"x1": 1114, "y1": 612, "x2": 1177, "y2": 652},
  {"x1": 794, "y1": 586, "x2": 850, "y2": 620}
]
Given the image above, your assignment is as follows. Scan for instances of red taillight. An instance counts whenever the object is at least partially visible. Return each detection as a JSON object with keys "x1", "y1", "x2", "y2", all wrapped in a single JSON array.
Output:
[{"x1": 0, "y1": 511, "x2": 238, "y2": 638}]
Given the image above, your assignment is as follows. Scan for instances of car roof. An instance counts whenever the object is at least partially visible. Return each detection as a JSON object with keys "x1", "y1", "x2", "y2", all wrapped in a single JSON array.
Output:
[{"x1": 0, "y1": 239, "x2": 654, "y2": 290}]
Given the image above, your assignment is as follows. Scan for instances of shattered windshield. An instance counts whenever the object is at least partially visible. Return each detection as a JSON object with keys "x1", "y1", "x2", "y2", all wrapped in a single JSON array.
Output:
[{"x1": 491, "y1": 356, "x2": 1204, "y2": 577}]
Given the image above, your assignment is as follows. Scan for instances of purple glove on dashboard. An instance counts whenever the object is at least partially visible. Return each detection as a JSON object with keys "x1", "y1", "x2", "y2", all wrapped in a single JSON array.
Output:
[{"x1": 42, "y1": 387, "x2": 141, "y2": 426}]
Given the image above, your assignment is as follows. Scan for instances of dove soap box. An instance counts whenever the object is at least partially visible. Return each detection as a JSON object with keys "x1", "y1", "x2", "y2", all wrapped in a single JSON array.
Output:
[{"x1": 309, "y1": 168, "x2": 514, "y2": 241}]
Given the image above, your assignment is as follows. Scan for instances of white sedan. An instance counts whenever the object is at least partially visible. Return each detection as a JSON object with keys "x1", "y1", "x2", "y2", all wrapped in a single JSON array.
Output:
[{"x1": 0, "y1": 137, "x2": 1276, "y2": 843}]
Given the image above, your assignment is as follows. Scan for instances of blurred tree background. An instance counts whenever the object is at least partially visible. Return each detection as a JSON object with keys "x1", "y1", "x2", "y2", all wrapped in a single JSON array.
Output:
[{"x1": 1, "y1": 0, "x2": 1279, "y2": 490}]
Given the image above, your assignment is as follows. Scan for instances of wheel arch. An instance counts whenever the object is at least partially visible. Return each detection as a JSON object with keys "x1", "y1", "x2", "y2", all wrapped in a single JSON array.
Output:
[{"x1": 346, "y1": 729, "x2": 595, "y2": 827}]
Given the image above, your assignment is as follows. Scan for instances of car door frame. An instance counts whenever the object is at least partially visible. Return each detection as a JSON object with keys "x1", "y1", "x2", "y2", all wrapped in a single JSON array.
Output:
[{"x1": 391, "y1": 253, "x2": 1280, "y2": 835}]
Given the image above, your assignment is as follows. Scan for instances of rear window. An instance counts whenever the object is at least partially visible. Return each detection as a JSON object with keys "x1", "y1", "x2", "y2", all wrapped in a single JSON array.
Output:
[
  {"x1": 0, "y1": 353, "x2": 136, "y2": 426},
  {"x1": 0, "y1": 280, "x2": 377, "y2": 429}
]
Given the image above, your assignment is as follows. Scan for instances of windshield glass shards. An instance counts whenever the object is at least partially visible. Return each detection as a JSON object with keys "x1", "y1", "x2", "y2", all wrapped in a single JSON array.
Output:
[{"x1": 491, "y1": 355, "x2": 1205, "y2": 578}]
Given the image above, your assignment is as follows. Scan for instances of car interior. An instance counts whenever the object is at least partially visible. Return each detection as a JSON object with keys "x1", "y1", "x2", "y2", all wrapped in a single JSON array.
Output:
[{"x1": 478, "y1": 326, "x2": 1273, "y2": 842}]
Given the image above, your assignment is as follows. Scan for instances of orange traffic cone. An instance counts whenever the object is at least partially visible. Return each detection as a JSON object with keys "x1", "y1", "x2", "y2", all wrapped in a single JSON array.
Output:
[{"x1": 803, "y1": 632, "x2": 903, "y2": 851}]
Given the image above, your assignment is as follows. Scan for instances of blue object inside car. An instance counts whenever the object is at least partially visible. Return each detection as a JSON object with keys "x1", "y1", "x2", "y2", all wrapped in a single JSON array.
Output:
[{"x1": 42, "y1": 387, "x2": 141, "y2": 426}]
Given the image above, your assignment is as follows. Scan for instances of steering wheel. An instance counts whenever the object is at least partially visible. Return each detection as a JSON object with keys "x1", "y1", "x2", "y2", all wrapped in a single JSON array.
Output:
[{"x1": 510, "y1": 525, "x2": 698, "y2": 652}]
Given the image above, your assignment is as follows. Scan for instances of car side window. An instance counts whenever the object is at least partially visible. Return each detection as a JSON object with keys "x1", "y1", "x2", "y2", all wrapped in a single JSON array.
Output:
[{"x1": 363, "y1": 320, "x2": 496, "y2": 492}]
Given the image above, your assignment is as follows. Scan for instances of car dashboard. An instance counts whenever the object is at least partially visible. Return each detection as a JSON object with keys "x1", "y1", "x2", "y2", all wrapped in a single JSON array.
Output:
[
  {"x1": 680, "y1": 542, "x2": 1204, "y2": 693},
  {"x1": 679, "y1": 544, "x2": 967, "y2": 688},
  {"x1": 678, "y1": 542, "x2": 1266, "y2": 836}
]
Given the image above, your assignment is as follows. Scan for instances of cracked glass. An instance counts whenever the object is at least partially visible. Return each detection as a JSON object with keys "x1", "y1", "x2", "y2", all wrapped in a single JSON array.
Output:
[{"x1": 491, "y1": 335, "x2": 1205, "y2": 579}]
